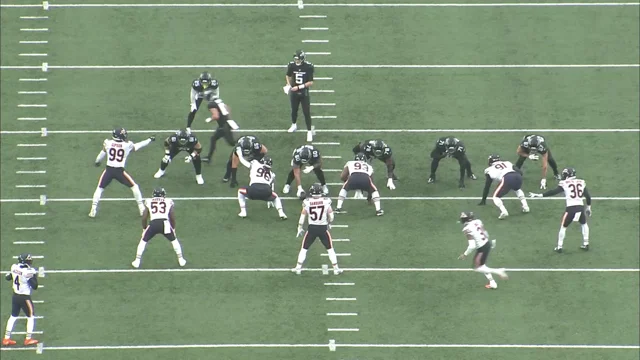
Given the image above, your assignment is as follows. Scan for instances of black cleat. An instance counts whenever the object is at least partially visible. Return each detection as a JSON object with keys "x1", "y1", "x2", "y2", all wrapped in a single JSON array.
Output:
[
  {"x1": 376, "y1": 210, "x2": 384, "y2": 216},
  {"x1": 580, "y1": 244, "x2": 590, "y2": 251},
  {"x1": 427, "y1": 176, "x2": 435, "y2": 184},
  {"x1": 334, "y1": 208, "x2": 347, "y2": 214},
  {"x1": 222, "y1": 177, "x2": 229, "y2": 183},
  {"x1": 202, "y1": 157, "x2": 211, "y2": 164},
  {"x1": 230, "y1": 180, "x2": 238, "y2": 188},
  {"x1": 469, "y1": 174, "x2": 477, "y2": 180},
  {"x1": 554, "y1": 246, "x2": 563, "y2": 253}
]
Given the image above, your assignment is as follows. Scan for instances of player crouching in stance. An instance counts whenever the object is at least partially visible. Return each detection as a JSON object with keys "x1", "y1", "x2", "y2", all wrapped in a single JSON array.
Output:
[
  {"x1": 283, "y1": 145, "x2": 328, "y2": 197},
  {"x1": 3, "y1": 254, "x2": 39, "y2": 346},
  {"x1": 457, "y1": 212, "x2": 508, "y2": 289},
  {"x1": 238, "y1": 157, "x2": 287, "y2": 220},
  {"x1": 292, "y1": 184, "x2": 342, "y2": 275},
  {"x1": 91, "y1": 128, "x2": 155, "y2": 218},
  {"x1": 529, "y1": 167, "x2": 592, "y2": 253},
  {"x1": 154, "y1": 130, "x2": 204, "y2": 185},
  {"x1": 479, "y1": 154, "x2": 530, "y2": 219},
  {"x1": 224, "y1": 135, "x2": 268, "y2": 188},
  {"x1": 352, "y1": 139, "x2": 398, "y2": 190},
  {"x1": 132, "y1": 188, "x2": 186, "y2": 268},
  {"x1": 335, "y1": 153, "x2": 383, "y2": 216}
]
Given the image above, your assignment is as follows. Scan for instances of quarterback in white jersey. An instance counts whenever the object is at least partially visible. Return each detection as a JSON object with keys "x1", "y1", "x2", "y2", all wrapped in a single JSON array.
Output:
[
  {"x1": 335, "y1": 153, "x2": 384, "y2": 216},
  {"x1": 90, "y1": 128, "x2": 155, "y2": 218},
  {"x1": 292, "y1": 183, "x2": 342, "y2": 275},
  {"x1": 237, "y1": 157, "x2": 287, "y2": 220},
  {"x1": 2, "y1": 254, "x2": 39, "y2": 346},
  {"x1": 479, "y1": 154, "x2": 529, "y2": 219},
  {"x1": 530, "y1": 167, "x2": 592, "y2": 253},
  {"x1": 457, "y1": 213, "x2": 508, "y2": 289},
  {"x1": 132, "y1": 188, "x2": 186, "y2": 268}
]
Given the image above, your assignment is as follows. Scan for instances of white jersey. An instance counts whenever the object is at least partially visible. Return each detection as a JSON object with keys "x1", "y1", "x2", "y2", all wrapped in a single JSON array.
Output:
[
  {"x1": 103, "y1": 139, "x2": 135, "y2": 168},
  {"x1": 345, "y1": 160, "x2": 374, "y2": 176},
  {"x1": 484, "y1": 161, "x2": 515, "y2": 181},
  {"x1": 558, "y1": 178, "x2": 587, "y2": 207},
  {"x1": 462, "y1": 219, "x2": 489, "y2": 249},
  {"x1": 145, "y1": 197, "x2": 174, "y2": 221},
  {"x1": 303, "y1": 197, "x2": 333, "y2": 226},
  {"x1": 249, "y1": 160, "x2": 274, "y2": 186},
  {"x1": 9, "y1": 263, "x2": 38, "y2": 296}
]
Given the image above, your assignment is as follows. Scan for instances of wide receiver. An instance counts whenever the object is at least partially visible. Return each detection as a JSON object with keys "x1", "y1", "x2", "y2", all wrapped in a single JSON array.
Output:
[
  {"x1": 283, "y1": 145, "x2": 328, "y2": 197},
  {"x1": 153, "y1": 130, "x2": 204, "y2": 185},
  {"x1": 238, "y1": 156, "x2": 287, "y2": 220},
  {"x1": 479, "y1": 154, "x2": 530, "y2": 219},
  {"x1": 90, "y1": 127, "x2": 155, "y2": 217},
  {"x1": 352, "y1": 139, "x2": 397, "y2": 190},
  {"x1": 335, "y1": 153, "x2": 384, "y2": 216},
  {"x1": 515, "y1": 134, "x2": 561, "y2": 189},
  {"x1": 292, "y1": 183, "x2": 342, "y2": 275},
  {"x1": 457, "y1": 212, "x2": 508, "y2": 289},
  {"x1": 224, "y1": 135, "x2": 267, "y2": 188},
  {"x1": 530, "y1": 167, "x2": 592, "y2": 253}
]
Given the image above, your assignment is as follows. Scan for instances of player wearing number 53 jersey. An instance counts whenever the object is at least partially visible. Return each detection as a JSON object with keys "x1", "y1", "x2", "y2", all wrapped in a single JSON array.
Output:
[
  {"x1": 132, "y1": 188, "x2": 186, "y2": 269},
  {"x1": 3, "y1": 254, "x2": 39, "y2": 346},
  {"x1": 90, "y1": 128, "x2": 155, "y2": 218},
  {"x1": 238, "y1": 157, "x2": 287, "y2": 220},
  {"x1": 336, "y1": 153, "x2": 384, "y2": 216},
  {"x1": 479, "y1": 154, "x2": 530, "y2": 219},
  {"x1": 292, "y1": 184, "x2": 342, "y2": 275},
  {"x1": 530, "y1": 167, "x2": 592, "y2": 253}
]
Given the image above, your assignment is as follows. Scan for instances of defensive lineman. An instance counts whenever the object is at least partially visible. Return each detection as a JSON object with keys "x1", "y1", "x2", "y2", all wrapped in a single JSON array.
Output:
[
  {"x1": 479, "y1": 154, "x2": 530, "y2": 219},
  {"x1": 285, "y1": 50, "x2": 315, "y2": 142},
  {"x1": 457, "y1": 212, "x2": 508, "y2": 289},
  {"x1": 186, "y1": 72, "x2": 219, "y2": 134},
  {"x1": 292, "y1": 184, "x2": 342, "y2": 275},
  {"x1": 336, "y1": 153, "x2": 384, "y2": 216},
  {"x1": 237, "y1": 157, "x2": 287, "y2": 219},
  {"x1": 530, "y1": 167, "x2": 592, "y2": 253},
  {"x1": 132, "y1": 188, "x2": 187, "y2": 268},
  {"x1": 2, "y1": 254, "x2": 39, "y2": 346},
  {"x1": 91, "y1": 128, "x2": 155, "y2": 217},
  {"x1": 224, "y1": 135, "x2": 268, "y2": 188}
]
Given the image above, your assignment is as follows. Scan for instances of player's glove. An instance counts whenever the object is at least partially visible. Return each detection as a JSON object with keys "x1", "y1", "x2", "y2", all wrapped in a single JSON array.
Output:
[
  {"x1": 529, "y1": 192, "x2": 543, "y2": 198},
  {"x1": 585, "y1": 206, "x2": 592, "y2": 217},
  {"x1": 184, "y1": 156, "x2": 192, "y2": 163},
  {"x1": 528, "y1": 153, "x2": 539, "y2": 160},
  {"x1": 162, "y1": 155, "x2": 171, "y2": 163},
  {"x1": 303, "y1": 166, "x2": 314, "y2": 174},
  {"x1": 94, "y1": 161, "x2": 101, "y2": 167},
  {"x1": 267, "y1": 201, "x2": 275, "y2": 209},
  {"x1": 205, "y1": 117, "x2": 213, "y2": 123},
  {"x1": 296, "y1": 186, "x2": 304, "y2": 197},
  {"x1": 540, "y1": 179, "x2": 547, "y2": 189},
  {"x1": 491, "y1": 239, "x2": 497, "y2": 249},
  {"x1": 185, "y1": 127, "x2": 191, "y2": 135},
  {"x1": 190, "y1": 103, "x2": 197, "y2": 112},
  {"x1": 387, "y1": 178, "x2": 396, "y2": 190},
  {"x1": 283, "y1": 84, "x2": 291, "y2": 95},
  {"x1": 296, "y1": 226, "x2": 305, "y2": 237}
]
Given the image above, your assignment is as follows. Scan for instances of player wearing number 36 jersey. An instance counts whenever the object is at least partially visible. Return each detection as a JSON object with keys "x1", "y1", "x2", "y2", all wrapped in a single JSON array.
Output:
[
  {"x1": 529, "y1": 167, "x2": 592, "y2": 253},
  {"x1": 132, "y1": 188, "x2": 186, "y2": 269},
  {"x1": 90, "y1": 128, "x2": 155, "y2": 218}
]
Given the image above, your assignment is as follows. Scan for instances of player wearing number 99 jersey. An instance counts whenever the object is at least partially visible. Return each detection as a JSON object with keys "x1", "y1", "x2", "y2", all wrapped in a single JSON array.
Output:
[
  {"x1": 529, "y1": 167, "x2": 592, "y2": 253},
  {"x1": 90, "y1": 128, "x2": 156, "y2": 218},
  {"x1": 238, "y1": 157, "x2": 287, "y2": 220},
  {"x1": 292, "y1": 184, "x2": 342, "y2": 275},
  {"x1": 335, "y1": 153, "x2": 383, "y2": 216},
  {"x1": 132, "y1": 188, "x2": 186, "y2": 269}
]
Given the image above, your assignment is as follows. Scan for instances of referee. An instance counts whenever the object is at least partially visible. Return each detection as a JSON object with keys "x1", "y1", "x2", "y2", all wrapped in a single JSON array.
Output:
[{"x1": 285, "y1": 50, "x2": 315, "y2": 142}]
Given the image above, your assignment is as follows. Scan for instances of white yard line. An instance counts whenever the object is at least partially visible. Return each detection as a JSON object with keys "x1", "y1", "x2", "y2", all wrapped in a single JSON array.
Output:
[
  {"x1": 19, "y1": 28, "x2": 49, "y2": 32},
  {"x1": 301, "y1": 27, "x2": 329, "y2": 30},
  {"x1": 15, "y1": 227, "x2": 46, "y2": 230},
  {"x1": 17, "y1": 117, "x2": 47, "y2": 121},
  {"x1": 306, "y1": 52, "x2": 331, "y2": 55},
  {"x1": 15, "y1": 185, "x2": 47, "y2": 188},
  {"x1": 328, "y1": 328, "x2": 359, "y2": 332},
  {"x1": 17, "y1": 104, "x2": 47, "y2": 108},
  {"x1": 16, "y1": 157, "x2": 47, "y2": 160},
  {"x1": 310, "y1": 103, "x2": 336, "y2": 106},
  {"x1": 332, "y1": 238, "x2": 350, "y2": 242},
  {"x1": 311, "y1": 115, "x2": 337, "y2": 118},
  {"x1": 12, "y1": 256, "x2": 44, "y2": 259},
  {"x1": 321, "y1": 253, "x2": 351, "y2": 256},
  {"x1": 18, "y1": 91, "x2": 47, "y2": 94},
  {"x1": 20, "y1": 16, "x2": 49, "y2": 19},
  {"x1": 13, "y1": 241, "x2": 46, "y2": 245},
  {"x1": 313, "y1": 142, "x2": 340, "y2": 145},
  {"x1": 19, "y1": 78, "x2": 47, "y2": 82},
  {"x1": 327, "y1": 313, "x2": 358, "y2": 316},
  {"x1": 309, "y1": 90, "x2": 334, "y2": 93},
  {"x1": 19, "y1": 41, "x2": 48, "y2": 44},
  {"x1": 16, "y1": 171, "x2": 46, "y2": 174},
  {"x1": 17, "y1": 143, "x2": 47, "y2": 147},
  {"x1": 14, "y1": 213, "x2": 46, "y2": 216},
  {"x1": 324, "y1": 282, "x2": 355, "y2": 286},
  {"x1": 19, "y1": 53, "x2": 48, "y2": 57},
  {"x1": 300, "y1": 15, "x2": 327, "y2": 18},
  {"x1": 302, "y1": 40, "x2": 329, "y2": 43},
  {"x1": 327, "y1": 297, "x2": 357, "y2": 301}
]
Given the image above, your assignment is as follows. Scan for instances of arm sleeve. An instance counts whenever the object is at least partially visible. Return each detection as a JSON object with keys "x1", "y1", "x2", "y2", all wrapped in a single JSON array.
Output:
[
  {"x1": 190, "y1": 87, "x2": 198, "y2": 104},
  {"x1": 28, "y1": 276, "x2": 38, "y2": 290},
  {"x1": 583, "y1": 187, "x2": 592, "y2": 205},
  {"x1": 463, "y1": 240, "x2": 476, "y2": 256},
  {"x1": 385, "y1": 157, "x2": 395, "y2": 179},
  {"x1": 481, "y1": 174, "x2": 493, "y2": 201},
  {"x1": 308, "y1": 64, "x2": 314, "y2": 81},
  {"x1": 542, "y1": 186, "x2": 564, "y2": 197},
  {"x1": 133, "y1": 138, "x2": 152, "y2": 152},
  {"x1": 95, "y1": 150, "x2": 107, "y2": 163}
]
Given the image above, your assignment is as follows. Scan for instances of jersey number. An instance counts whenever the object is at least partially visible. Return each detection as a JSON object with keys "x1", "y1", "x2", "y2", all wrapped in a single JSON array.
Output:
[
  {"x1": 476, "y1": 225, "x2": 488, "y2": 241},
  {"x1": 295, "y1": 72, "x2": 304, "y2": 85},
  {"x1": 13, "y1": 276, "x2": 20, "y2": 290},
  {"x1": 568, "y1": 183, "x2": 584, "y2": 198},
  {"x1": 354, "y1": 162, "x2": 369, "y2": 172},
  {"x1": 151, "y1": 201, "x2": 167, "y2": 214},
  {"x1": 309, "y1": 206, "x2": 325, "y2": 221},
  {"x1": 256, "y1": 167, "x2": 272, "y2": 181},
  {"x1": 108, "y1": 148, "x2": 125, "y2": 162},
  {"x1": 493, "y1": 162, "x2": 507, "y2": 170}
]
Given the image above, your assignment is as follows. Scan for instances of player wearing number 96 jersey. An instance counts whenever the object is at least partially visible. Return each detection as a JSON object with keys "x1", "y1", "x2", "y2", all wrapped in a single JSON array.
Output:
[
  {"x1": 292, "y1": 184, "x2": 342, "y2": 275},
  {"x1": 529, "y1": 167, "x2": 592, "y2": 253},
  {"x1": 479, "y1": 154, "x2": 530, "y2": 220},
  {"x1": 90, "y1": 128, "x2": 156, "y2": 218},
  {"x1": 132, "y1": 188, "x2": 186, "y2": 269},
  {"x1": 335, "y1": 153, "x2": 384, "y2": 216},
  {"x1": 238, "y1": 157, "x2": 287, "y2": 220}
]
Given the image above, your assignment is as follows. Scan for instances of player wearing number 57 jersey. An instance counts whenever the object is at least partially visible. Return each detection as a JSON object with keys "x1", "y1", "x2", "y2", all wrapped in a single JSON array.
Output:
[
  {"x1": 3, "y1": 254, "x2": 39, "y2": 346},
  {"x1": 336, "y1": 153, "x2": 384, "y2": 216},
  {"x1": 530, "y1": 167, "x2": 592, "y2": 253},
  {"x1": 238, "y1": 157, "x2": 287, "y2": 220},
  {"x1": 90, "y1": 128, "x2": 155, "y2": 218},
  {"x1": 292, "y1": 184, "x2": 342, "y2": 275},
  {"x1": 479, "y1": 154, "x2": 530, "y2": 219},
  {"x1": 132, "y1": 188, "x2": 186, "y2": 269}
]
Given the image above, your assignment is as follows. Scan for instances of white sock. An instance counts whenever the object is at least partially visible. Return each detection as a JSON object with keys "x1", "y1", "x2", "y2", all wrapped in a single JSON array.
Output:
[
  {"x1": 26, "y1": 317, "x2": 35, "y2": 339},
  {"x1": 135, "y1": 240, "x2": 147, "y2": 260},
  {"x1": 371, "y1": 191, "x2": 381, "y2": 211},
  {"x1": 4, "y1": 316, "x2": 17, "y2": 338},
  {"x1": 581, "y1": 223, "x2": 589, "y2": 245},
  {"x1": 274, "y1": 197, "x2": 283, "y2": 210},
  {"x1": 171, "y1": 239, "x2": 184, "y2": 259},
  {"x1": 515, "y1": 189, "x2": 528, "y2": 207},
  {"x1": 327, "y1": 248, "x2": 338, "y2": 266},
  {"x1": 475, "y1": 264, "x2": 502, "y2": 276},
  {"x1": 558, "y1": 227, "x2": 567, "y2": 248},
  {"x1": 492, "y1": 197, "x2": 507, "y2": 213},
  {"x1": 337, "y1": 189, "x2": 347, "y2": 208},
  {"x1": 237, "y1": 191, "x2": 247, "y2": 210},
  {"x1": 483, "y1": 272, "x2": 495, "y2": 282},
  {"x1": 91, "y1": 187, "x2": 104, "y2": 208},
  {"x1": 131, "y1": 185, "x2": 143, "y2": 207},
  {"x1": 296, "y1": 248, "x2": 308, "y2": 267}
]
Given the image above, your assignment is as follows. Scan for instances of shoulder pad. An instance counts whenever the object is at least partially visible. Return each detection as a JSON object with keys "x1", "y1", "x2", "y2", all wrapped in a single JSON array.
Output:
[{"x1": 484, "y1": 168, "x2": 491, "y2": 174}]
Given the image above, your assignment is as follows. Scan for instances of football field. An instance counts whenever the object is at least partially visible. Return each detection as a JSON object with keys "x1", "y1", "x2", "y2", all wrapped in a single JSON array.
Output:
[{"x1": 0, "y1": 1, "x2": 639, "y2": 359}]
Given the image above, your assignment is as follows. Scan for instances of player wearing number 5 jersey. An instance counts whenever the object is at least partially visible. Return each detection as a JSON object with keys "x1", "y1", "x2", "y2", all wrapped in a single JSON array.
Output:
[
  {"x1": 529, "y1": 167, "x2": 592, "y2": 253},
  {"x1": 2, "y1": 254, "x2": 39, "y2": 346},
  {"x1": 238, "y1": 157, "x2": 287, "y2": 220},
  {"x1": 292, "y1": 184, "x2": 342, "y2": 275},
  {"x1": 90, "y1": 128, "x2": 155, "y2": 218},
  {"x1": 336, "y1": 153, "x2": 383, "y2": 216},
  {"x1": 479, "y1": 154, "x2": 530, "y2": 219},
  {"x1": 132, "y1": 188, "x2": 186, "y2": 268}
]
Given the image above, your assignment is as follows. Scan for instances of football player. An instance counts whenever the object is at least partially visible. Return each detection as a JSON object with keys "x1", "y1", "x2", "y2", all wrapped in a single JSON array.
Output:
[
  {"x1": 515, "y1": 134, "x2": 561, "y2": 189},
  {"x1": 223, "y1": 135, "x2": 268, "y2": 188},
  {"x1": 457, "y1": 212, "x2": 508, "y2": 289},
  {"x1": 479, "y1": 154, "x2": 530, "y2": 219},
  {"x1": 292, "y1": 183, "x2": 342, "y2": 275},
  {"x1": 2, "y1": 254, "x2": 39, "y2": 346},
  {"x1": 283, "y1": 145, "x2": 328, "y2": 197},
  {"x1": 153, "y1": 130, "x2": 204, "y2": 184},
  {"x1": 202, "y1": 96, "x2": 237, "y2": 163},
  {"x1": 185, "y1": 72, "x2": 219, "y2": 135},
  {"x1": 351, "y1": 139, "x2": 397, "y2": 190},
  {"x1": 335, "y1": 153, "x2": 384, "y2": 216},
  {"x1": 285, "y1": 50, "x2": 315, "y2": 142},
  {"x1": 529, "y1": 167, "x2": 592, "y2": 253},
  {"x1": 132, "y1": 188, "x2": 186, "y2": 269},
  {"x1": 428, "y1": 136, "x2": 477, "y2": 188},
  {"x1": 237, "y1": 156, "x2": 287, "y2": 219},
  {"x1": 90, "y1": 128, "x2": 155, "y2": 218}
]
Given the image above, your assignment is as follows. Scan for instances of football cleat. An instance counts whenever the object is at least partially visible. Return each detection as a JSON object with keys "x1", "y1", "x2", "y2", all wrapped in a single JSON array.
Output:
[
  {"x1": 238, "y1": 210, "x2": 247, "y2": 218},
  {"x1": 333, "y1": 268, "x2": 343, "y2": 275},
  {"x1": 153, "y1": 169, "x2": 165, "y2": 179},
  {"x1": 178, "y1": 258, "x2": 187, "y2": 267},
  {"x1": 195, "y1": 174, "x2": 204, "y2": 185},
  {"x1": 334, "y1": 208, "x2": 346, "y2": 214},
  {"x1": 287, "y1": 124, "x2": 297, "y2": 133},
  {"x1": 282, "y1": 184, "x2": 291, "y2": 194},
  {"x1": 498, "y1": 212, "x2": 509, "y2": 220},
  {"x1": 292, "y1": 267, "x2": 302, "y2": 275},
  {"x1": 2, "y1": 338, "x2": 16, "y2": 346},
  {"x1": 522, "y1": 206, "x2": 530, "y2": 213},
  {"x1": 230, "y1": 180, "x2": 238, "y2": 188},
  {"x1": 131, "y1": 259, "x2": 141, "y2": 268},
  {"x1": 306, "y1": 131, "x2": 313, "y2": 142},
  {"x1": 580, "y1": 244, "x2": 590, "y2": 251},
  {"x1": 221, "y1": 176, "x2": 229, "y2": 183},
  {"x1": 554, "y1": 246, "x2": 563, "y2": 253},
  {"x1": 376, "y1": 210, "x2": 384, "y2": 216},
  {"x1": 279, "y1": 214, "x2": 288, "y2": 220},
  {"x1": 88, "y1": 208, "x2": 97, "y2": 218},
  {"x1": 427, "y1": 176, "x2": 435, "y2": 184},
  {"x1": 485, "y1": 281, "x2": 498, "y2": 289},
  {"x1": 496, "y1": 269, "x2": 508, "y2": 280},
  {"x1": 23, "y1": 339, "x2": 38, "y2": 346},
  {"x1": 469, "y1": 174, "x2": 478, "y2": 180},
  {"x1": 322, "y1": 185, "x2": 329, "y2": 195}
]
